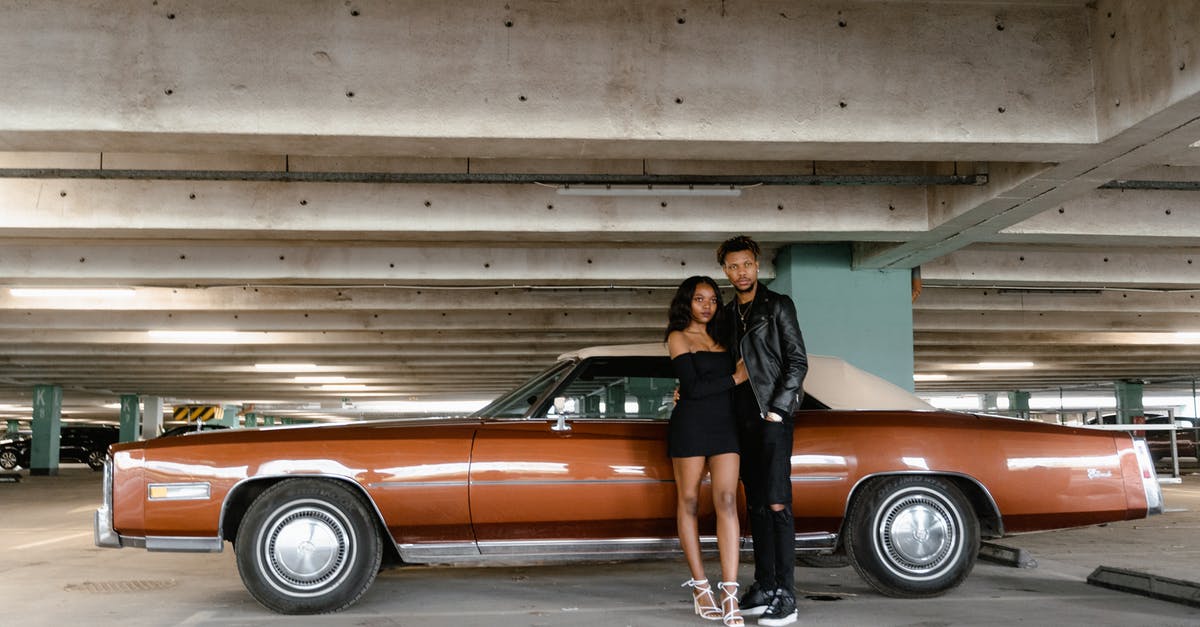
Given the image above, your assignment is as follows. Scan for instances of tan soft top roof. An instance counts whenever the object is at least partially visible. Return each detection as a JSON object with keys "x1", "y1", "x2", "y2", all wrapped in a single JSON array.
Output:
[{"x1": 557, "y1": 342, "x2": 933, "y2": 411}]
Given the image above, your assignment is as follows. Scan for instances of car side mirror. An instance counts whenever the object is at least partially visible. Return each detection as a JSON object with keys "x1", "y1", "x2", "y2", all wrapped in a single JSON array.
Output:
[{"x1": 551, "y1": 396, "x2": 572, "y2": 432}]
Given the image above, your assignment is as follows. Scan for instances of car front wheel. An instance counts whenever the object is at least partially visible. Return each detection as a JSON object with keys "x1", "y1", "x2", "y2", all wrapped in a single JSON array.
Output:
[
  {"x1": 0, "y1": 448, "x2": 17, "y2": 470},
  {"x1": 86, "y1": 449, "x2": 106, "y2": 470},
  {"x1": 843, "y1": 475, "x2": 978, "y2": 597},
  {"x1": 235, "y1": 479, "x2": 383, "y2": 614}
]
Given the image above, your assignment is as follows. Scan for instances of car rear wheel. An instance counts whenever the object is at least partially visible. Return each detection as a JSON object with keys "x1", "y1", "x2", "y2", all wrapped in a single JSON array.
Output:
[
  {"x1": 235, "y1": 479, "x2": 382, "y2": 614},
  {"x1": 843, "y1": 475, "x2": 978, "y2": 597},
  {"x1": 0, "y1": 448, "x2": 17, "y2": 470}
]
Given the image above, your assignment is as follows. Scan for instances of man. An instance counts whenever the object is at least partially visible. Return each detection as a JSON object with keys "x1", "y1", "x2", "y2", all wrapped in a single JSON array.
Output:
[{"x1": 718, "y1": 235, "x2": 807, "y2": 627}]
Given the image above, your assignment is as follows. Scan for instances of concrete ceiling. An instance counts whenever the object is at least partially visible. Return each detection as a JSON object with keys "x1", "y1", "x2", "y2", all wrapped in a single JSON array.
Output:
[{"x1": 3, "y1": 0, "x2": 1200, "y2": 422}]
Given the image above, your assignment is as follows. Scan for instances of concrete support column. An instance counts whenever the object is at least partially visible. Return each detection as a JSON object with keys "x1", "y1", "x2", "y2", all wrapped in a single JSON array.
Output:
[
  {"x1": 141, "y1": 396, "x2": 163, "y2": 440},
  {"x1": 30, "y1": 384, "x2": 63, "y2": 476},
  {"x1": 981, "y1": 393, "x2": 1000, "y2": 412},
  {"x1": 119, "y1": 394, "x2": 140, "y2": 443},
  {"x1": 1007, "y1": 391, "x2": 1031, "y2": 419},
  {"x1": 1115, "y1": 380, "x2": 1145, "y2": 424},
  {"x1": 770, "y1": 243, "x2": 914, "y2": 390}
]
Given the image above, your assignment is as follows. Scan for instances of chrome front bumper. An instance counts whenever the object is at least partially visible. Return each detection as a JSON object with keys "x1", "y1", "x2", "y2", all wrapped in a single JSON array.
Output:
[
  {"x1": 93, "y1": 457, "x2": 222, "y2": 552},
  {"x1": 94, "y1": 458, "x2": 123, "y2": 548}
]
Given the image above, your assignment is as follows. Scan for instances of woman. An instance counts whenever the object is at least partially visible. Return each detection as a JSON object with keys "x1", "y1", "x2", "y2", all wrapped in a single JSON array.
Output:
[{"x1": 665, "y1": 275, "x2": 748, "y2": 626}]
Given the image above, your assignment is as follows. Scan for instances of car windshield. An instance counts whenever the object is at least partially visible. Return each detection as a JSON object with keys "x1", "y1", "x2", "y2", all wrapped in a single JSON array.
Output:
[{"x1": 471, "y1": 361, "x2": 574, "y2": 419}]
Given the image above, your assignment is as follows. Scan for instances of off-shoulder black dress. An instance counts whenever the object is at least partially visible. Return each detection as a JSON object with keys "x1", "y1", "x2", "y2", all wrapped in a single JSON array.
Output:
[{"x1": 668, "y1": 351, "x2": 739, "y2": 458}]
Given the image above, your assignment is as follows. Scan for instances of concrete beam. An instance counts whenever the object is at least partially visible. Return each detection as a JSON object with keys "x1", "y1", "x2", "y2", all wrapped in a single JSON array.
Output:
[
  {"x1": 0, "y1": 242, "x2": 753, "y2": 284},
  {"x1": 0, "y1": 178, "x2": 928, "y2": 243},
  {"x1": 920, "y1": 244, "x2": 1200, "y2": 288},
  {"x1": 915, "y1": 287, "x2": 1200, "y2": 314},
  {"x1": 0, "y1": 285, "x2": 672, "y2": 312},
  {"x1": 0, "y1": 1, "x2": 1096, "y2": 160}
]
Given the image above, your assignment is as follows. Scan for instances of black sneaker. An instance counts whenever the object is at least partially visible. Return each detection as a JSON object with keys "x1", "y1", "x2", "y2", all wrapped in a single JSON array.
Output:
[
  {"x1": 757, "y1": 588, "x2": 797, "y2": 626},
  {"x1": 739, "y1": 582, "x2": 774, "y2": 617}
]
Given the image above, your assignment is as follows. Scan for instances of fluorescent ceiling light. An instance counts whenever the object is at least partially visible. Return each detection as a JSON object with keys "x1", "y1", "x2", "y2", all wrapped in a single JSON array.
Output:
[
  {"x1": 148, "y1": 330, "x2": 257, "y2": 343},
  {"x1": 321, "y1": 384, "x2": 369, "y2": 391},
  {"x1": 255, "y1": 363, "x2": 319, "y2": 371},
  {"x1": 913, "y1": 373, "x2": 949, "y2": 381},
  {"x1": 10, "y1": 288, "x2": 135, "y2": 298},
  {"x1": 556, "y1": 184, "x2": 742, "y2": 197},
  {"x1": 973, "y1": 361, "x2": 1036, "y2": 370},
  {"x1": 1174, "y1": 332, "x2": 1200, "y2": 340},
  {"x1": 295, "y1": 375, "x2": 348, "y2": 383}
]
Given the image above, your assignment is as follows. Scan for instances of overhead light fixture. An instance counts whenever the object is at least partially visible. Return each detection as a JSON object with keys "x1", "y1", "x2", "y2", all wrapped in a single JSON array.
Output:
[
  {"x1": 973, "y1": 361, "x2": 1036, "y2": 370},
  {"x1": 148, "y1": 330, "x2": 258, "y2": 343},
  {"x1": 321, "y1": 384, "x2": 369, "y2": 391},
  {"x1": 10, "y1": 288, "x2": 135, "y2": 299},
  {"x1": 255, "y1": 363, "x2": 320, "y2": 371},
  {"x1": 913, "y1": 373, "x2": 950, "y2": 381},
  {"x1": 295, "y1": 375, "x2": 349, "y2": 383},
  {"x1": 556, "y1": 184, "x2": 742, "y2": 197},
  {"x1": 1174, "y1": 332, "x2": 1200, "y2": 341}
]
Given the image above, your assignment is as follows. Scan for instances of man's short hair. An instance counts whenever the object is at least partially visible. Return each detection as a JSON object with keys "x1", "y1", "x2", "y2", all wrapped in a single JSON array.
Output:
[{"x1": 717, "y1": 235, "x2": 761, "y2": 266}]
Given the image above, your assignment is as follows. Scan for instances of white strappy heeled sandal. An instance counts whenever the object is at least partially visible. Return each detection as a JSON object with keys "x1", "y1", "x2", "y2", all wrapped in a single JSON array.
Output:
[
  {"x1": 682, "y1": 578, "x2": 723, "y2": 620},
  {"x1": 718, "y1": 581, "x2": 744, "y2": 626}
]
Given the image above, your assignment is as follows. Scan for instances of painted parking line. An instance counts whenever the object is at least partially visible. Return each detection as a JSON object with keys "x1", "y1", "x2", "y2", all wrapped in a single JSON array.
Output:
[{"x1": 12, "y1": 531, "x2": 92, "y2": 550}]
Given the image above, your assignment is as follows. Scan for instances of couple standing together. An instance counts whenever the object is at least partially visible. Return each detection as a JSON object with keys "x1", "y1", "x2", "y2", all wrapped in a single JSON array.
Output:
[{"x1": 666, "y1": 235, "x2": 807, "y2": 627}]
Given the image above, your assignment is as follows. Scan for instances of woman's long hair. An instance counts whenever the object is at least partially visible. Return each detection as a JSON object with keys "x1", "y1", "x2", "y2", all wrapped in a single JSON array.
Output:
[{"x1": 664, "y1": 275, "x2": 725, "y2": 342}]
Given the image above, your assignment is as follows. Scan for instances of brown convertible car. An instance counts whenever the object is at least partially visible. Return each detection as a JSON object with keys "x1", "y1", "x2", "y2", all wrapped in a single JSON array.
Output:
[{"x1": 95, "y1": 343, "x2": 1163, "y2": 614}]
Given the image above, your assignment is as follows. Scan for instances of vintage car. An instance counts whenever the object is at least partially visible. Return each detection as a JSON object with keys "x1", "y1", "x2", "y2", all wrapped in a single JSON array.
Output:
[{"x1": 95, "y1": 343, "x2": 1163, "y2": 614}]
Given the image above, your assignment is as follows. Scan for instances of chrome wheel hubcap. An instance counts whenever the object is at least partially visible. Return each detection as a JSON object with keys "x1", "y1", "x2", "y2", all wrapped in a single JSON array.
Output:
[
  {"x1": 262, "y1": 502, "x2": 352, "y2": 595},
  {"x1": 875, "y1": 487, "x2": 960, "y2": 580}
]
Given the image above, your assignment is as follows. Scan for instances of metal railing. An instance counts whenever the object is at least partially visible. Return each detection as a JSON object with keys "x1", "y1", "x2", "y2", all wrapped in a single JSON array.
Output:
[{"x1": 1083, "y1": 423, "x2": 1185, "y2": 483}]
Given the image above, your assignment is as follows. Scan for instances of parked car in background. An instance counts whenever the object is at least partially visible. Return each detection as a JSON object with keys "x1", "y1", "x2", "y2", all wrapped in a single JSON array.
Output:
[
  {"x1": 95, "y1": 344, "x2": 1163, "y2": 614},
  {"x1": 1144, "y1": 416, "x2": 1199, "y2": 462},
  {"x1": 1087, "y1": 413, "x2": 1198, "y2": 463},
  {"x1": 0, "y1": 423, "x2": 119, "y2": 470},
  {"x1": 0, "y1": 431, "x2": 31, "y2": 470}
]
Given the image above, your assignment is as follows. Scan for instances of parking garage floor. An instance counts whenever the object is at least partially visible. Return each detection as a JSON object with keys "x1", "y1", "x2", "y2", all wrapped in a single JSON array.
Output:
[{"x1": 3, "y1": 466, "x2": 1199, "y2": 627}]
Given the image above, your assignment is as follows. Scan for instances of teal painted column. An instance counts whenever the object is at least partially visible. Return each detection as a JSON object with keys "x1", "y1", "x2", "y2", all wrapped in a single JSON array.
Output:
[
  {"x1": 119, "y1": 394, "x2": 140, "y2": 443},
  {"x1": 244, "y1": 412, "x2": 258, "y2": 428},
  {"x1": 217, "y1": 405, "x2": 239, "y2": 427},
  {"x1": 1115, "y1": 380, "x2": 1145, "y2": 424},
  {"x1": 1007, "y1": 391, "x2": 1031, "y2": 419},
  {"x1": 5, "y1": 419, "x2": 18, "y2": 435},
  {"x1": 30, "y1": 385, "x2": 63, "y2": 476},
  {"x1": 770, "y1": 243, "x2": 914, "y2": 390},
  {"x1": 263, "y1": 416, "x2": 276, "y2": 426}
]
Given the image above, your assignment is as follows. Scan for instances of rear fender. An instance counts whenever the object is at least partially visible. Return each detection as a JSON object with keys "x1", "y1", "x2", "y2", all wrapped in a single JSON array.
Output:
[{"x1": 842, "y1": 471, "x2": 1003, "y2": 540}]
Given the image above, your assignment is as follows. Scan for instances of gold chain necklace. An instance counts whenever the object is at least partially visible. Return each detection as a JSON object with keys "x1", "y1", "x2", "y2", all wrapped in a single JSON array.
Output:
[{"x1": 737, "y1": 300, "x2": 753, "y2": 330}]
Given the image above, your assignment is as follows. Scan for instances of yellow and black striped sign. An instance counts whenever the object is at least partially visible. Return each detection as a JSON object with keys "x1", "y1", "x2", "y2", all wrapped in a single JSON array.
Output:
[{"x1": 172, "y1": 405, "x2": 223, "y2": 422}]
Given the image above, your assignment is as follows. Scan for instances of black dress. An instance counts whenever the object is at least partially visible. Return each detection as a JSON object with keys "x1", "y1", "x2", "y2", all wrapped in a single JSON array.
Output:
[{"x1": 668, "y1": 351, "x2": 740, "y2": 458}]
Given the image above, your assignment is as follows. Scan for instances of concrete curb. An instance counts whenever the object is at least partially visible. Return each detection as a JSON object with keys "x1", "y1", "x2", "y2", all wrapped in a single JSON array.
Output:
[
  {"x1": 978, "y1": 541, "x2": 1038, "y2": 568},
  {"x1": 1087, "y1": 566, "x2": 1200, "y2": 608}
]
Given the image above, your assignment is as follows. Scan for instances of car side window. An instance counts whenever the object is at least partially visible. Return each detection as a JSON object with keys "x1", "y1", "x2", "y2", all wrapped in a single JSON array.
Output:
[{"x1": 539, "y1": 356, "x2": 677, "y2": 421}]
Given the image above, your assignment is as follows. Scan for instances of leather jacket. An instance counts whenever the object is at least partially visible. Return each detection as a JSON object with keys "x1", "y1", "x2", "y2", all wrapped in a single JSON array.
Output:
[{"x1": 725, "y1": 284, "x2": 808, "y2": 419}]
